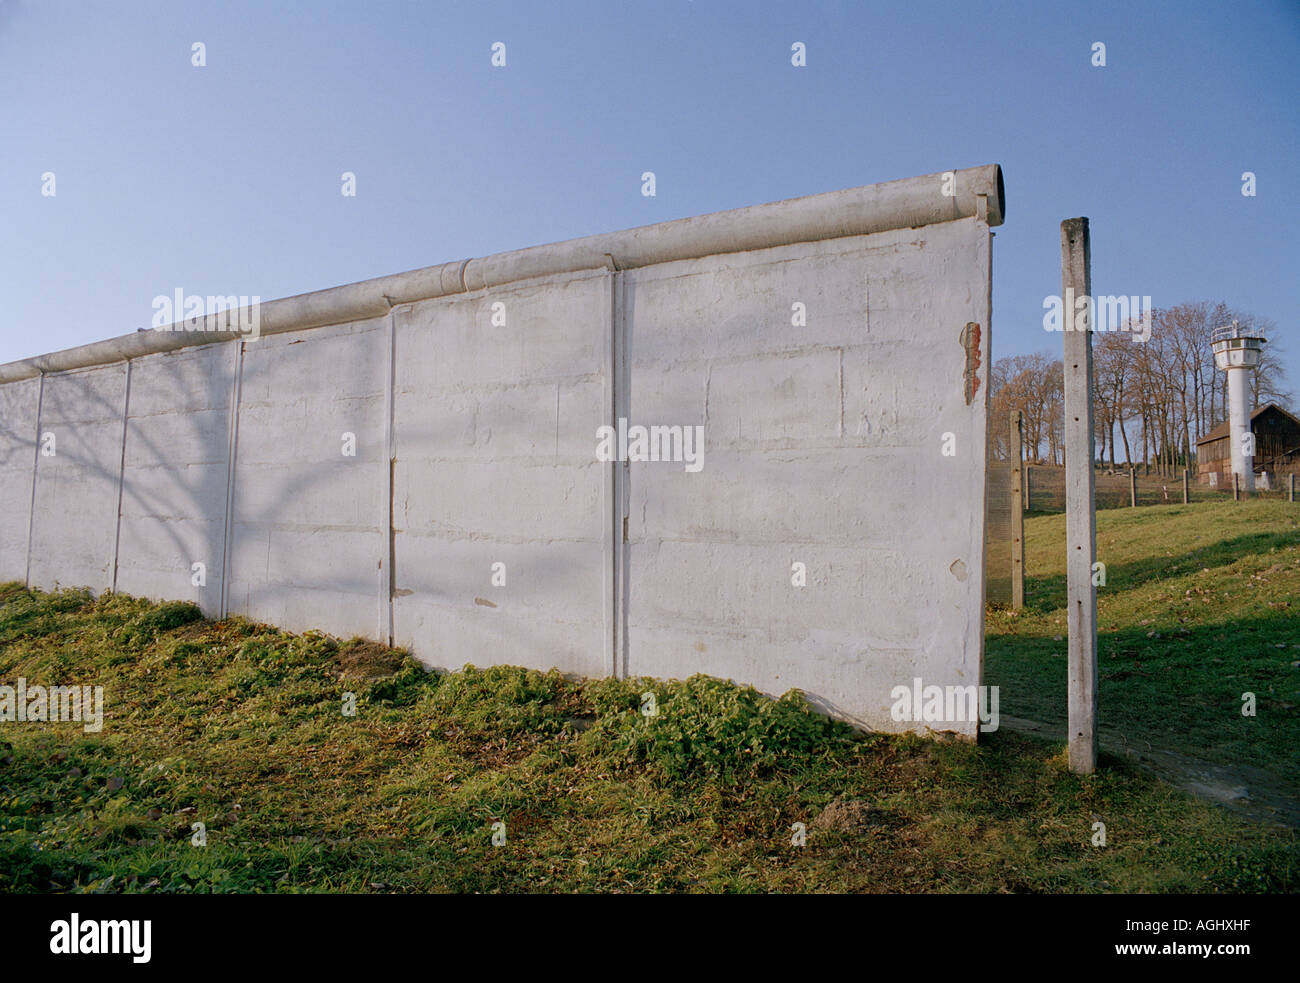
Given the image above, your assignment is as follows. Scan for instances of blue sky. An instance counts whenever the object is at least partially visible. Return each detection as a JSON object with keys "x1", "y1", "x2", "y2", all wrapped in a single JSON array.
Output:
[{"x1": 2, "y1": 0, "x2": 1297, "y2": 392}]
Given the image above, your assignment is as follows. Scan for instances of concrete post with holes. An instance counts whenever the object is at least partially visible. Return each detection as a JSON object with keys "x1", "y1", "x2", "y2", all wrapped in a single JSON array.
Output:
[{"x1": 1061, "y1": 218, "x2": 1098, "y2": 774}]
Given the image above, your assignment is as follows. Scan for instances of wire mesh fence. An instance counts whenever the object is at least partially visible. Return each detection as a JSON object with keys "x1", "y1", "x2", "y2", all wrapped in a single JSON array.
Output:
[
  {"x1": 984, "y1": 412, "x2": 1016, "y2": 606},
  {"x1": 982, "y1": 409, "x2": 1297, "y2": 610},
  {"x1": 1023, "y1": 465, "x2": 1298, "y2": 513},
  {"x1": 985, "y1": 461, "x2": 1013, "y2": 605}
]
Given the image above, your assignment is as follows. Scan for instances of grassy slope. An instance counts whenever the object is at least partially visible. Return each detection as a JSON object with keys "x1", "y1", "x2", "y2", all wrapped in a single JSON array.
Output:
[
  {"x1": 0, "y1": 501, "x2": 1297, "y2": 894},
  {"x1": 987, "y1": 500, "x2": 1300, "y2": 786}
]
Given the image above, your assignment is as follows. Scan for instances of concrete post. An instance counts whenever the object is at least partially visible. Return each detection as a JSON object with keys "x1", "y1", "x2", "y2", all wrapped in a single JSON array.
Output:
[
  {"x1": 1130, "y1": 468, "x2": 1137, "y2": 508},
  {"x1": 1183, "y1": 468, "x2": 1189, "y2": 505},
  {"x1": 1010, "y1": 411, "x2": 1024, "y2": 610},
  {"x1": 1061, "y1": 217, "x2": 1098, "y2": 775}
]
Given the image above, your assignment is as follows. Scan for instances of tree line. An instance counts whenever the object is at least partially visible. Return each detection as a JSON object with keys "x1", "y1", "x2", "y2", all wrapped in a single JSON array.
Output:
[{"x1": 990, "y1": 302, "x2": 1290, "y2": 473}]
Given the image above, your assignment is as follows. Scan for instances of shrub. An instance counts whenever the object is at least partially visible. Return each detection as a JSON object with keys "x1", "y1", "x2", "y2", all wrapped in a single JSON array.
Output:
[
  {"x1": 585, "y1": 674, "x2": 851, "y2": 782},
  {"x1": 134, "y1": 602, "x2": 203, "y2": 634},
  {"x1": 426, "y1": 665, "x2": 567, "y2": 733}
]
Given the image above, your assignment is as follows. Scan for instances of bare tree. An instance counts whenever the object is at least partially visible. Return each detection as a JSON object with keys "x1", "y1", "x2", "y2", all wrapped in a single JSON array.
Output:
[{"x1": 992, "y1": 299, "x2": 1290, "y2": 476}]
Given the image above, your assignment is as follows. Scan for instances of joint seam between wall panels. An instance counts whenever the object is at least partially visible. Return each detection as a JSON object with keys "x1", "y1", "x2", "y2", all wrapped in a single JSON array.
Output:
[
  {"x1": 23, "y1": 372, "x2": 45, "y2": 588},
  {"x1": 219, "y1": 340, "x2": 245, "y2": 618},
  {"x1": 612, "y1": 267, "x2": 631, "y2": 681},
  {"x1": 110, "y1": 360, "x2": 132, "y2": 592},
  {"x1": 606, "y1": 266, "x2": 628, "y2": 679},
  {"x1": 383, "y1": 308, "x2": 397, "y2": 647},
  {"x1": 602, "y1": 269, "x2": 616, "y2": 679}
]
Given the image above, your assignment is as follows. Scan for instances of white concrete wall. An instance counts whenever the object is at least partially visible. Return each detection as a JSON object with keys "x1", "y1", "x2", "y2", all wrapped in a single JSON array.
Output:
[
  {"x1": 0, "y1": 376, "x2": 41, "y2": 579},
  {"x1": 391, "y1": 269, "x2": 612, "y2": 677},
  {"x1": 229, "y1": 316, "x2": 388, "y2": 637},
  {"x1": 0, "y1": 169, "x2": 998, "y2": 737},
  {"x1": 27, "y1": 364, "x2": 127, "y2": 592},
  {"x1": 115, "y1": 344, "x2": 235, "y2": 616},
  {"x1": 622, "y1": 219, "x2": 990, "y2": 734}
]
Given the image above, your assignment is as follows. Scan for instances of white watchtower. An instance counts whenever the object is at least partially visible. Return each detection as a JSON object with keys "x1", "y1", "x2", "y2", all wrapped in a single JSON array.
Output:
[{"x1": 1211, "y1": 320, "x2": 1266, "y2": 493}]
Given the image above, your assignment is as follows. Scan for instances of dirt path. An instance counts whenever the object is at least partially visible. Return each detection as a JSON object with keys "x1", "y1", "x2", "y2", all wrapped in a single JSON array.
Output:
[{"x1": 1000, "y1": 715, "x2": 1300, "y2": 829}]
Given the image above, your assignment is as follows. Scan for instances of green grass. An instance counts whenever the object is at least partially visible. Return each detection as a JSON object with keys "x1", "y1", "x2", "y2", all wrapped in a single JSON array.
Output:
[
  {"x1": 987, "y1": 499, "x2": 1300, "y2": 787},
  {"x1": 1, "y1": 500, "x2": 1297, "y2": 894}
]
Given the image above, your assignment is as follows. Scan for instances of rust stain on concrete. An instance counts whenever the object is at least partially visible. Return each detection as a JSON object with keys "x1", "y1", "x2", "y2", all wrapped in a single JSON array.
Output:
[{"x1": 960, "y1": 322, "x2": 982, "y2": 405}]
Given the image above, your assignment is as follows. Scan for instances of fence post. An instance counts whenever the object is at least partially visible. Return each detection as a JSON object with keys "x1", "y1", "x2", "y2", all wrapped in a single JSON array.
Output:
[
  {"x1": 1024, "y1": 465, "x2": 1032, "y2": 511},
  {"x1": 1183, "y1": 468, "x2": 1189, "y2": 505},
  {"x1": 1291, "y1": 473, "x2": 1295, "y2": 503},
  {"x1": 1061, "y1": 217, "x2": 1098, "y2": 775},
  {"x1": 1010, "y1": 411, "x2": 1024, "y2": 611},
  {"x1": 1130, "y1": 467, "x2": 1137, "y2": 508},
  {"x1": 1234, "y1": 471, "x2": 1241, "y2": 501}
]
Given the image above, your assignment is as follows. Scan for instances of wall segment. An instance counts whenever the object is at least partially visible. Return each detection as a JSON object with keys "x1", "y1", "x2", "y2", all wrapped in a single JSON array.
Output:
[{"x1": 0, "y1": 165, "x2": 1003, "y2": 737}]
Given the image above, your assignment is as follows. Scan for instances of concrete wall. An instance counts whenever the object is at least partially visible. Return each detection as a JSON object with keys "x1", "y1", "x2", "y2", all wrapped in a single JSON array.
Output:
[
  {"x1": 28, "y1": 364, "x2": 128, "y2": 593},
  {"x1": 0, "y1": 376, "x2": 41, "y2": 580},
  {"x1": 229, "y1": 316, "x2": 388, "y2": 636},
  {"x1": 115, "y1": 344, "x2": 234, "y2": 615},
  {"x1": 622, "y1": 220, "x2": 991, "y2": 731},
  {"x1": 390, "y1": 269, "x2": 613, "y2": 679},
  {"x1": 0, "y1": 166, "x2": 1001, "y2": 737}
]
